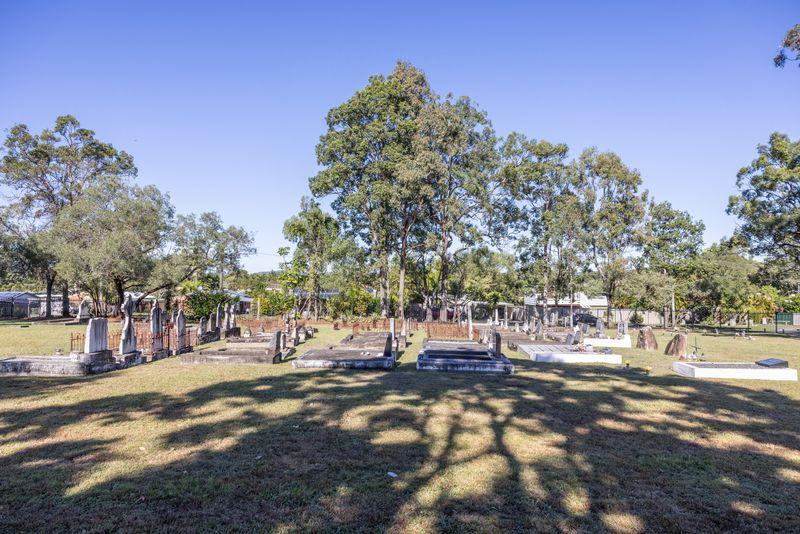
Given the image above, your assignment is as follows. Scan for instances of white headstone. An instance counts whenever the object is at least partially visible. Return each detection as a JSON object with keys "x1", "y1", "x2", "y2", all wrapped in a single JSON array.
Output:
[
  {"x1": 84, "y1": 318, "x2": 109, "y2": 353},
  {"x1": 77, "y1": 297, "x2": 91, "y2": 320},
  {"x1": 120, "y1": 294, "x2": 137, "y2": 355}
]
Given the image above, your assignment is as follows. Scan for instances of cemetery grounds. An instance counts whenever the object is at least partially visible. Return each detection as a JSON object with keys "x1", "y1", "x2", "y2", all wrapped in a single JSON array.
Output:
[{"x1": 0, "y1": 322, "x2": 798, "y2": 532}]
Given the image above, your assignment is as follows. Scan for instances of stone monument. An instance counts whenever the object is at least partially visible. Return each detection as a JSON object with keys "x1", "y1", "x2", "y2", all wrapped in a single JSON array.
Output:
[
  {"x1": 176, "y1": 309, "x2": 192, "y2": 354},
  {"x1": 150, "y1": 301, "x2": 168, "y2": 359},
  {"x1": 596, "y1": 318, "x2": 605, "y2": 338},
  {"x1": 118, "y1": 294, "x2": 142, "y2": 365},
  {"x1": 636, "y1": 326, "x2": 658, "y2": 351},
  {"x1": 77, "y1": 297, "x2": 91, "y2": 323}
]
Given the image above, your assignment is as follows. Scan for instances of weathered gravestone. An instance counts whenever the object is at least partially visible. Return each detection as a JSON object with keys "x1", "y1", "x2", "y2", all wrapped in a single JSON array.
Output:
[
  {"x1": 636, "y1": 326, "x2": 658, "y2": 351},
  {"x1": 618, "y1": 320, "x2": 628, "y2": 336},
  {"x1": 77, "y1": 297, "x2": 91, "y2": 322},
  {"x1": 581, "y1": 323, "x2": 590, "y2": 334},
  {"x1": 664, "y1": 333, "x2": 688, "y2": 357},
  {"x1": 596, "y1": 318, "x2": 605, "y2": 337},
  {"x1": 176, "y1": 309, "x2": 192, "y2": 354},
  {"x1": 119, "y1": 294, "x2": 142, "y2": 364},
  {"x1": 535, "y1": 319, "x2": 543, "y2": 339},
  {"x1": 150, "y1": 301, "x2": 168, "y2": 359}
]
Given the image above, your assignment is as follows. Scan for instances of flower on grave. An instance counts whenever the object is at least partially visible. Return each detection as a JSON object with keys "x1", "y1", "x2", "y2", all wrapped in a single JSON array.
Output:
[{"x1": 624, "y1": 360, "x2": 630, "y2": 368}]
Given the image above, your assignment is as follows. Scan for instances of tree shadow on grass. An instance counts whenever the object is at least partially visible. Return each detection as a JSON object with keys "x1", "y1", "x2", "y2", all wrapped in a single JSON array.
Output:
[{"x1": 0, "y1": 364, "x2": 799, "y2": 531}]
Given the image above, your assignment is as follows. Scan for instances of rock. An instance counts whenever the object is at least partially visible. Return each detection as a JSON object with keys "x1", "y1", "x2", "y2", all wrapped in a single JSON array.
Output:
[
  {"x1": 636, "y1": 326, "x2": 658, "y2": 351},
  {"x1": 664, "y1": 333, "x2": 687, "y2": 357}
]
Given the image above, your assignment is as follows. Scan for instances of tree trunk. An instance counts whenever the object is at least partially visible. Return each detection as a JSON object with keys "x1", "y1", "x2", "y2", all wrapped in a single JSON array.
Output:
[
  {"x1": 114, "y1": 278, "x2": 125, "y2": 317},
  {"x1": 398, "y1": 233, "x2": 408, "y2": 322},
  {"x1": 44, "y1": 275, "x2": 55, "y2": 319},
  {"x1": 61, "y1": 283, "x2": 70, "y2": 317}
]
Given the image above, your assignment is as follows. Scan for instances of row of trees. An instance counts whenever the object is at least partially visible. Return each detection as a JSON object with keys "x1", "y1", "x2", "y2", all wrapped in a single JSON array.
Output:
[
  {"x1": 0, "y1": 116, "x2": 255, "y2": 316},
  {"x1": 271, "y1": 59, "x2": 798, "y2": 322}
]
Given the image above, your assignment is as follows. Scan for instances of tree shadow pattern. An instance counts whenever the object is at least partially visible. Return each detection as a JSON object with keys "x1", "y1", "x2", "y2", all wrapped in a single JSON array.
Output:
[{"x1": 0, "y1": 356, "x2": 799, "y2": 533}]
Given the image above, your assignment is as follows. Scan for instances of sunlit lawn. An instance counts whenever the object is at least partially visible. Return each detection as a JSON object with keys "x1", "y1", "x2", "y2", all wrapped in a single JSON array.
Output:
[{"x1": 0, "y1": 324, "x2": 798, "y2": 531}]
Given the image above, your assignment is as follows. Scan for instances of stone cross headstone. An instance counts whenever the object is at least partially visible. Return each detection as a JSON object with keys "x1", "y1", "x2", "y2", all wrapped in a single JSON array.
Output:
[
  {"x1": 176, "y1": 310, "x2": 187, "y2": 352},
  {"x1": 120, "y1": 294, "x2": 137, "y2": 355},
  {"x1": 596, "y1": 318, "x2": 605, "y2": 337},
  {"x1": 84, "y1": 318, "x2": 109, "y2": 354},
  {"x1": 150, "y1": 301, "x2": 164, "y2": 354},
  {"x1": 77, "y1": 297, "x2": 91, "y2": 320}
]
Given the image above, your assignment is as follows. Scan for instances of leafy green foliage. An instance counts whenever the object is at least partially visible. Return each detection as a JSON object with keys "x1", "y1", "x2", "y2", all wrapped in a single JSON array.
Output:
[
  {"x1": 728, "y1": 133, "x2": 800, "y2": 280},
  {"x1": 774, "y1": 24, "x2": 800, "y2": 68},
  {"x1": 186, "y1": 289, "x2": 235, "y2": 320}
]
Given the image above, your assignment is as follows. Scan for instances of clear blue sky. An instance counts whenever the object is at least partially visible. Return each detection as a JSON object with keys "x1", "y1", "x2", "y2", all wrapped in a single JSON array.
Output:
[{"x1": 1, "y1": 1, "x2": 798, "y2": 272}]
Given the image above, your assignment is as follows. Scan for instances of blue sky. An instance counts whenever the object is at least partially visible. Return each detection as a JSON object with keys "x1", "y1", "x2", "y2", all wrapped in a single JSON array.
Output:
[{"x1": 1, "y1": 1, "x2": 798, "y2": 272}]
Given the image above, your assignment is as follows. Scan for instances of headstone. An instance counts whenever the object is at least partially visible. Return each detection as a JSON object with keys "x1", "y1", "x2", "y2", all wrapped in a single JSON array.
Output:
[
  {"x1": 77, "y1": 297, "x2": 91, "y2": 321},
  {"x1": 596, "y1": 318, "x2": 605, "y2": 337},
  {"x1": 176, "y1": 310, "x2": 188, "y2": 353},
  {"x1": 426, "y1": 308, "x2": 433, "y2": 322},
  {"x1": 389, "y1": 318, "x2": 396, "y2": 343},
  {"x1": 84, "y1": 318, "x2": 109, "y2": 354},
  {"x1": 565, "y1": 332, "x2": 575, "y2": 345},
  {"x1": 150, "y1": 301, "x2": 165, "y2": 356},
  {"x1": 550, "y1": 312, "x2": 557, "y2": 327},
  {"x1": 171, "y1": 309, "x2": 178, "y2": 325},
  {"x1": 581, "y1": 323, "x2": 590, "y2": 334},
  {"x1": 618, "y1": 320, "x2": 628, "y2": 336},
  {"x1": 215, "y1": 303, "x2": 223, "y2": 330},
  {"x1": 467, "y1": 304, "x2": 473, "y2": 335},
  {"x1": 494, "y1": 308, "x2": 499, "y2": 325},
  {"x1": 209, "y1": 312, "x2": 217, "y2": 331},
  {"x1": 198, "y1": 316, "x2": 207, "y2": 336},
  {"x1": 574, "y1": 328, "x2": 584, "y2": 344},
  {"x1": 493, "y1": 330, "x2": 502, "y2": 358},
  {"x1": 664, "y1": 333, "x2": 687, "y2": 357},
  {"x1": 120, "y1": 294, "x2": 137, "y2": 355},
  {"x1": 636, "y1": 326, "x2": 658, "y2": 351},
  {"x1": 535, "y1": 319, "x2": 543, "y2": 338}
]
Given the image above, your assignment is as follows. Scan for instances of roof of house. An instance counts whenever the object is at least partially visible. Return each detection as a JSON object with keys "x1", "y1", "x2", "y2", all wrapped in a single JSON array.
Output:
[{"x1": 0, "y1": 291, "x2": 39, "y2": 302}]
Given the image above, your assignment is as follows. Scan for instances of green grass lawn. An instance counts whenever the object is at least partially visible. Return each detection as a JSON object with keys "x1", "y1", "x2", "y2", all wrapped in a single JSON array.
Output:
[{"x1": 0, "y1": 325, "x2": 798, "y2": 532}]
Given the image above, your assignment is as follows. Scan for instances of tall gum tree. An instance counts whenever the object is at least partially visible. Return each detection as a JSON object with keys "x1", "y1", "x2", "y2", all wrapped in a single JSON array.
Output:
[
  {"x1": 0, "y1": 115, "x2": 136, "y2": 316},
  {"x1": 310, "y1": 62, "x2": 433, "y2": 318},
  {"x1": 577, "y1": 148, "x2": 646, "y2": 321},
  {"x1": 416, "y1": 96, "x2": 498, "y2": 321},
  {"x1": 498, "y1": 134, "x2": 573, "y2": 323}
]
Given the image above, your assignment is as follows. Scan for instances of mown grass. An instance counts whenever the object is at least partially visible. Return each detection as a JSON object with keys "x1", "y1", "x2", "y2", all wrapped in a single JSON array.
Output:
[{"x1": 0, "y1": 325, "x2": 798, "y2": 532}]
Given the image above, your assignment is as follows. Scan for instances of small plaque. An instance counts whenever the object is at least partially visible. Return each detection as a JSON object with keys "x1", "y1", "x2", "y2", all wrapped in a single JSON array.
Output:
[{"x1": 756, "y1": 358, "x2": 788, "y2": 368}]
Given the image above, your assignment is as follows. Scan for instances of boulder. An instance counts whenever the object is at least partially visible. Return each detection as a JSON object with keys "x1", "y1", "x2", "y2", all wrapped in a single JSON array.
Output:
[
  {"x1": 664, "y1": 333, "x2": 687, "y2": 357},
  {"x1": 636, "y1": 327, "x2": 658, "y2": 351}
]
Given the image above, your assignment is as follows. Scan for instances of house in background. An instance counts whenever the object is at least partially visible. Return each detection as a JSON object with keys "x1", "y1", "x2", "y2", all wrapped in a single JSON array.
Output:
[{"x1": 0, "y1": 291, "x2": 39, "y2": 319}]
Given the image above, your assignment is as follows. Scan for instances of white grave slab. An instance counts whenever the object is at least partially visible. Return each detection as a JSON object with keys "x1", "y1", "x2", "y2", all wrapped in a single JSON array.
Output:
[
  {"x1": 519, "y1": 344, "x2": 622, "y2": 364},
  {"x1": 582, "y1": 335, "x2": 632, "y2": 348},
  {"x1": 672, "y1": 361, "x2": 798, "y2": 381}
]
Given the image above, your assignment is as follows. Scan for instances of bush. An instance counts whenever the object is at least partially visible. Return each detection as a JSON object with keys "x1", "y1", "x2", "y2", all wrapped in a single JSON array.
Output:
[{"x1": 185, "y1": 290, "x2": 235, "y2": 320}]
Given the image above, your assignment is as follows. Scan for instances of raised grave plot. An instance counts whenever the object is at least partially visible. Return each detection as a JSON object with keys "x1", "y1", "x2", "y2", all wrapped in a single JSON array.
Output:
[
  {"x1": 672, "y1": 361, "x2": 798, "y2": 381},
  {"x1": 417, "y1": 340, "x2": 514, "y2": 374},
  {"x1": 293, "y1": 332, "x2": 395, "y2": 370},
  {"x1": 519, "y1": 344, "x2": 622, "y2": 364}
]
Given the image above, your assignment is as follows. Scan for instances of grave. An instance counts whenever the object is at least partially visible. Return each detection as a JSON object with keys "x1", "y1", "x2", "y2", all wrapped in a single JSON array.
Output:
[
  {"x1": 182, "y1": 330, "x2": 287, "y2": 364},
  {"x1": 0, "y1": 317, "x2": 118, "y2": 377},
  {"x1": 518, "y1": 343, "x2": 622, "y2": 364},
  {"x1": 149, "y1": 301, "x2": 169, "y2": 360},
  {"x1": 672, "y1": 360, "x2": 798, "y2": 381},
  {"x1": 174, "y1": 310, "x2": 193, "y2": 354},
  {"x1": 294, "y1": 332, "x2": 395, "y2": 370},
  {"x1": 417, "y1": 332, "x2": 514, "y2": 374},
  {"x1": 118, "y1": 294, "x2": 143, "y2": 365}
]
